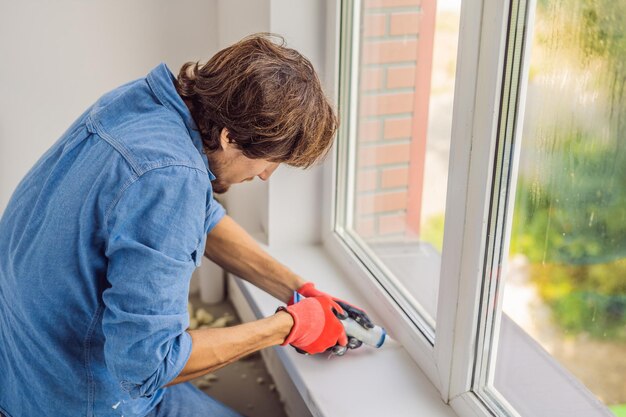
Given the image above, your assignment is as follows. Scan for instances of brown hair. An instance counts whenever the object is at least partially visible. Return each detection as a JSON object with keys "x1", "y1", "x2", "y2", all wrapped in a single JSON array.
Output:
[{"x1": 176, "y1": 33, "x2": 338, "y2": 168}]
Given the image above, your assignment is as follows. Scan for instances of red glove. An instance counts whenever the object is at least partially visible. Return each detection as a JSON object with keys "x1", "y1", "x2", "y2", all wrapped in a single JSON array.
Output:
[
  {"x1": 278, "y1": 296, "x2": 348, "y2": 354},
  {"x1": 289, "y1": 282, "x2": 374, "y2": 330}
]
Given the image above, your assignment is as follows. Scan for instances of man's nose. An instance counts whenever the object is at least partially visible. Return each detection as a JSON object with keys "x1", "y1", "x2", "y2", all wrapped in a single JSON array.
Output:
[{"x1": 258, "y1": 163, "x2": 279, "y2": 181}]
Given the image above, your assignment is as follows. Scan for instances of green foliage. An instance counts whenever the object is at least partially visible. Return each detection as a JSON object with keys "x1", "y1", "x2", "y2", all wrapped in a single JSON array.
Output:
[
  {"x1": 551, "y1": 291, "x2": 626, "y2": 339},
  {"x1": 421, "y1": 213, "x2": 445, "y2": 253},
  {"x1": 511, "y1": 131, "x2": 626, "y2": 265},
  {"x1": 609, "y1": 403, "x2": 626, "y2": 417},
  {"x1": 511, "y1": 130, "x2": 626, "y2": 338},
  {"x1": 588, "y1": 261, "x2": 626, "y2": 294},
  {"x1": 578, "y1": 1, "x2": 626, "y2": 65},
  {"x1": 510, "y1": 0, "x2": 626, "y2": 339},
  {"x1": 528, "y1": 262, "x2": 626, "y2": 340}
]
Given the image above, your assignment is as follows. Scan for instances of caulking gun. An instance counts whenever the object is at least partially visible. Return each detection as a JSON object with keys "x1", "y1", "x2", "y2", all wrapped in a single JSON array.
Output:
[{"x1": 292, "y1": 291, "x2": 387, "y2": 356}]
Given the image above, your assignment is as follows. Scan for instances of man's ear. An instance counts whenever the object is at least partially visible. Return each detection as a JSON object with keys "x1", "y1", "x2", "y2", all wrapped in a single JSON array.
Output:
[{"x1": 220, "y1": 128, "x2": 230, "y2": 150}]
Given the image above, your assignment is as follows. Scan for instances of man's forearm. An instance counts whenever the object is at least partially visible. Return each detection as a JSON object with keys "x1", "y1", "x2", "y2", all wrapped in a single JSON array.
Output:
[
  {"x1": 204, "y1": 215, "x2": 305, "y2": 303},
  {"x1": 168, "y1": 311, "x2": 293, "y2": 386}
]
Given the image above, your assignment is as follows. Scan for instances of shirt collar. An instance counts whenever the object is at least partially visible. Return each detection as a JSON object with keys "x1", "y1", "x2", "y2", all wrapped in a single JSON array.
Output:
[{"x1": 146, "y1": 63, "x2": 216, "y2": 181}]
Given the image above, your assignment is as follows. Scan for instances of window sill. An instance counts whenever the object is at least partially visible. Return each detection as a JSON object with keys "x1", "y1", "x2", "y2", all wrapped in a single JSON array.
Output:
[{"x1": 227, "y1": 243, "x2": 458, "y2": 417}]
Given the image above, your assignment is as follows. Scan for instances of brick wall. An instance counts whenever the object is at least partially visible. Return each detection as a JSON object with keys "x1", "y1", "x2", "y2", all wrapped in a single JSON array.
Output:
[{"x1": 354, "y1": 0, "x2": 436, "y2": 240}]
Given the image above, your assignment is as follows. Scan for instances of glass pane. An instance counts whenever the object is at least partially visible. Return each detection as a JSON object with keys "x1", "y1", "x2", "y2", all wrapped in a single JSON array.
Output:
[
  {"x1": 496, "y1": 1, "x2": 626, "y2": 414},
  {"x1": 345, "y1": 0, "x2": 462, "y2": 335}
]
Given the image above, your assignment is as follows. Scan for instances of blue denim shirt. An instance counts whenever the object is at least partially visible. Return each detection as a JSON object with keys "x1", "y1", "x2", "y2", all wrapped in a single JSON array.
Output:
[{"x1": 0, "y1": 64, "x2": 226, "y2": 417}]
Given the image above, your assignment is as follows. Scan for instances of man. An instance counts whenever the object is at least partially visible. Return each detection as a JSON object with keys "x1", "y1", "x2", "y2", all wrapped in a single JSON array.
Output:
[{"x1": 0, "y1": 34, "x2": 371, "y2": 417}]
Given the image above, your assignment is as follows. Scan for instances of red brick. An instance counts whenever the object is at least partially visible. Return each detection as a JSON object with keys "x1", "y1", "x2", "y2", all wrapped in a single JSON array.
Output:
[
  {"x1": 360, "y1": 67, "x2": 384, "y2": 91},
  {"x1": 364, "y1": 0, "x2": 420, "y2": 8},
  {"x1": 357, "y1": 170, "x2": 378, "y2": 191},
  {"x1": 390, "y1": 12, "x2": 421, "y2": 36},
  {"x1": 361, "y1": 39, "x2": 419, "y2": 65},
  {"x1": 358, "y1": 119, "x2": 382, "y2": 142},
  {"x1": 358, "y1": 143, "x2": 411, "y2": 167},
  {"x1": 355, "y1": 218, "x2": 376, "y2": 237},
  {"x1": 378, "y1": 213, "x2": 407, "y2": 234},
  {"x1": 363, "y1": 14, "x2": 387, "y2": 37},
  {"x1": 381, "y1": 166, "x2": 409, "y2": 188},
  {"x1": 359, "y1": 92, "x2": 414, "y2": 116},
  {"x1": 387, "y1": 66, "x2": 416, "y2": 89},
  {"x1": 357, "y1": 191, "x2": 408, "y2": 214},
  {"x1": 384, "y1": 118, "x2": 413, "y2": 139}
]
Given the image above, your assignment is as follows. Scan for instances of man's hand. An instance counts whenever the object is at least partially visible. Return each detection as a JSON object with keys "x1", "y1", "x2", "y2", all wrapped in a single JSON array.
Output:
[
  {"x1": 279, "y1": 296, "x2": 348, "y2": 354},
  {"x1": 288, "y1": 282, "x2": 374, "y2": 330}
]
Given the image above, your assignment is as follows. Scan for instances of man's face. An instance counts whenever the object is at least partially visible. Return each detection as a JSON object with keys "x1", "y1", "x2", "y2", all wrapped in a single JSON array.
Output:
[{"x1": 207, "y1": 128, "x2": 280, "y2": 194}]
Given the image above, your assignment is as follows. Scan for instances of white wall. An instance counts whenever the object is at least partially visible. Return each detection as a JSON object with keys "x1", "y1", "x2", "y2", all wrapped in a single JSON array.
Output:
[
  {"x1": 215, "y1": 0, "x2": 272, "y2": 239},
  {"x1": 216, "y1": 0, "x2": 330, "y2": 246},
  {"x1": 0, "y1": 0, "x2": 332, "y2": 246},
  {"x1": 266, "y1": 0, "x2": 328, "y2": 246},
  {"x1": 0, "y1": 0, "x2": 219, "y2": 213}
]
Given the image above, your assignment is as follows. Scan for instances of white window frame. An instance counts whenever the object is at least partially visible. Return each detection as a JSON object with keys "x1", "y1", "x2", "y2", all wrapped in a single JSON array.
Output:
[
  {"x1": 323, "y1": 0, "x2": 511, "y2": 404},
  {"x1": 216, "y1": 0, "x2": 615, "y2": 415},
  {"x1": 321, "y1": 0, "x2": 616, "y2": 416}
]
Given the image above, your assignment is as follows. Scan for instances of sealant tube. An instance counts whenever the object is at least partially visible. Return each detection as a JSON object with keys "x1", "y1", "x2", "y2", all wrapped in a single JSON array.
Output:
[{"x1": 341, "y1": 317, "x2": 386, "y2": 348}]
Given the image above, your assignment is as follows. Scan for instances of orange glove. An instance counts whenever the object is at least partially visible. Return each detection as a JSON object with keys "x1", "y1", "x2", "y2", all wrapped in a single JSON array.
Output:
[
  {"x1": 278, "y1": 296, "x2": 348, "y2": 354},
  {"x1": 289, "y1": 282, "x2": 374, "y2": 330}
]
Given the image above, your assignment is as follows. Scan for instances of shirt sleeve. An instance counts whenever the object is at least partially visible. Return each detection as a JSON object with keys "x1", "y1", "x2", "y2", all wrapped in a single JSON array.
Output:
[
  {"x1": 102, "y1": 165, "x2": 208, "y2": 399},
  {"x1": 206, "y1": 195, "x2": 226, "y2": 235}
]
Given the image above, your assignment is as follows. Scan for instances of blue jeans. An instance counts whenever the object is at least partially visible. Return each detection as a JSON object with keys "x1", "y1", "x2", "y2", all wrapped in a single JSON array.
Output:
[{"x1": 144, "y1": 383, "x2": 244, "y2": 417}]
